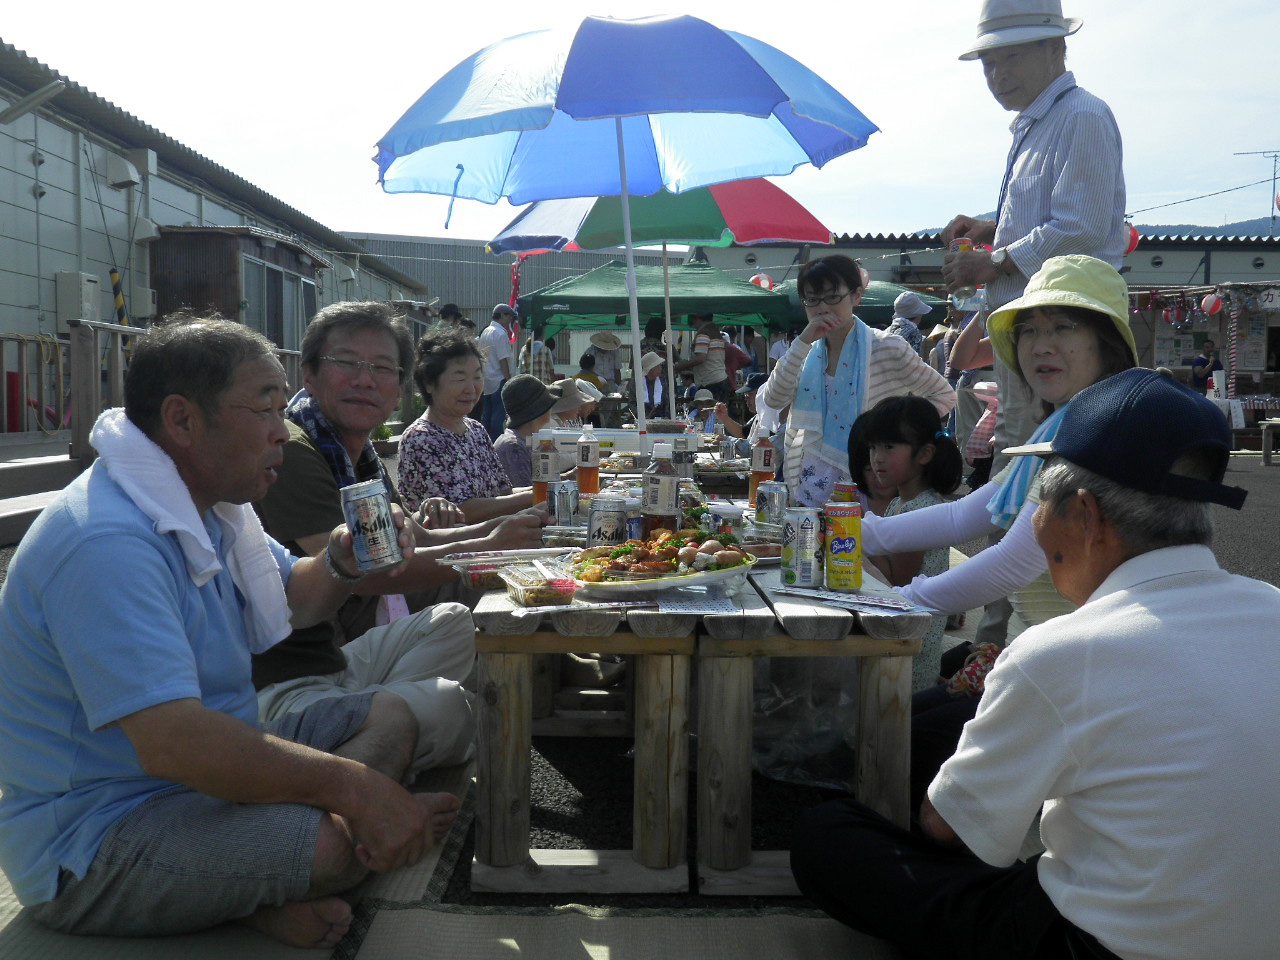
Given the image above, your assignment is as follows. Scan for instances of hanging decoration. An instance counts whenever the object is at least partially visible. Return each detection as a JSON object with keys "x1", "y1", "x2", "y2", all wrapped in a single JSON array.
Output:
[
  {"x1": 1124, "y1": 223, "x2": 1140, "y2": 256},
  {"x1": 1201, "y1": 293, "x2": 1223, "y2": 315},
  {"x1": 749, "y1": 272, "x2": 775, "y2": 290}
]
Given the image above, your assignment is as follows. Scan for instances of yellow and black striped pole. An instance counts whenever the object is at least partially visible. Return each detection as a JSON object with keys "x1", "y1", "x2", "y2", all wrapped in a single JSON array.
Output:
[{"x1": 109, "y1": 269, "x2": 129, "y2": 326}]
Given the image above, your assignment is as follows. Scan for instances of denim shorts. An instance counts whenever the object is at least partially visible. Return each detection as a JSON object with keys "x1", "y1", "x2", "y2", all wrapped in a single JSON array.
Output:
[{"x1": 27, "y1": 693, "x2": 372, "y2": 937}]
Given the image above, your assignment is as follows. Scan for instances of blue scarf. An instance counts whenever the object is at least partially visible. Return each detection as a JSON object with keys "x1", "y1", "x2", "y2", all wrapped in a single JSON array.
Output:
[
  {"x1": 789, "y1": 320, "x2": 873, "y2": 470},
  {"x1": 286, "y1": 389, "x2": 392, "y2": 494},
  {"x1": 987, "y1": 405, "x2": 1068, "y2": 529}
]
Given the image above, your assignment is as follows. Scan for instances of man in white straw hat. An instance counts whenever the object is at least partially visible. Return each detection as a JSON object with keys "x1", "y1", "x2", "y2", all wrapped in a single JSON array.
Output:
[
  {"x1": 938, "y1": 0, "x2": 1125, "y2": 653},
  {"x1": 586, "y1": 330, "x2": 623, "y2": 388}
]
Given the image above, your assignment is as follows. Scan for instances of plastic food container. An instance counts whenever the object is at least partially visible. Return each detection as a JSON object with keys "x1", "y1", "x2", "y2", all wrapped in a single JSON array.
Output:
[
  {"x1": 462, "y1": 564, "x2": 503, "y2": 590},
  {"x1": 499, "y1": 563, "x2": 578, "y2": 607}
]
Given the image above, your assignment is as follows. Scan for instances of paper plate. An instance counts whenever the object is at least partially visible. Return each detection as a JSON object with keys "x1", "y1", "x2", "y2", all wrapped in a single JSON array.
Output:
[{"x1": 574, "y1": 555, "x2": 758, "y2": 597}]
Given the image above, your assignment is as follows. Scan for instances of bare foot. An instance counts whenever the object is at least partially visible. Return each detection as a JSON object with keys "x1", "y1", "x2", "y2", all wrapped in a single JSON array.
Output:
[
  {"x1": 417, "y1": 792, "x2": 461, "y2": 842},
  {"x1": 241, "y1": 896, "x2": 353, "y2": 948}
]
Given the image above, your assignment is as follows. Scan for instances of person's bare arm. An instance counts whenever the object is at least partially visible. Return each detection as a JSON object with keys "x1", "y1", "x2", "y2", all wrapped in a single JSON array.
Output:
[
  {"x1": 457, "y1": 490, "x2": 534, "y2": 524},
  {"x1": 948, "y1": 315, "x2": 994, "y2": 371},
  {"x1": 286, "y1": 517, "x2": 411, "y2": 627},
  {"x1": 714, "y1": 403, "x2": 744, "y2": 438},
  {"x1": 118, "y1": 698, "x2": 431, "y2": 872},
  {"x1": 293, "y1": 509, "x2": 547, "y2": 594},
  {"x1": 920, "y1": 796, "x2": 963, "y2": 847}
]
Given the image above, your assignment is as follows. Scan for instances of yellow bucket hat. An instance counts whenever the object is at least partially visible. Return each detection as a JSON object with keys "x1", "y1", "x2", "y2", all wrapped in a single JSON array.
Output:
[{"x1": 987, "y1": 255, "x2": 1136, "y2": 371}]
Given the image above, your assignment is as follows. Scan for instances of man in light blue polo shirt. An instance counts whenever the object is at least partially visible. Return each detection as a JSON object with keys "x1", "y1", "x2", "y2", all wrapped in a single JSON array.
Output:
[{"x1": 0, "y1": 315, "x2": 458, "y2": 948}]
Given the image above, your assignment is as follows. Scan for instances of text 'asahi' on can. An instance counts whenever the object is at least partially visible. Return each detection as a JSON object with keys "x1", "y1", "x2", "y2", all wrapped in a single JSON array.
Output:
[
  {"x1": 823, "y1": 500, "x2": 863, "y2": 592},
  {"x1": 781, "y1": 506, "x2": 824, "y2": 587},
  {"x1": 587, "y1": 496, "x2": 629, "y2": 548},
  {"x1": 755, "y1": 480, "x2": 789, "y2": 526},
  {"x1": 340, "y1": 479, "x2": 403, "y2": 574}
]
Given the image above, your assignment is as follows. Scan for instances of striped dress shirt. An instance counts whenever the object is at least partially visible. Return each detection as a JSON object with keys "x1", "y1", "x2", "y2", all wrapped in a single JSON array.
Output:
[{"x1": 988, "y1": 70, "x2": 1126, "y2": 310}]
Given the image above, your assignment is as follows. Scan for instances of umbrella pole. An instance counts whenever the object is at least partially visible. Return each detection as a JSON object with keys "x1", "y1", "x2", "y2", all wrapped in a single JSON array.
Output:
[
  {"x1": 616, "y1": 118, "x2": 649, "y2": 448},
  {"x1": 662, "y1": 241, "x2": 677, "y2": 420}
]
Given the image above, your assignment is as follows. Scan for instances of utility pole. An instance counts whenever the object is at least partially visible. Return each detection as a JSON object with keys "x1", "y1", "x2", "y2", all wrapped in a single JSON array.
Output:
[{"x1": 1235, "y1": 150, "x2": 1280, "y2": 237}]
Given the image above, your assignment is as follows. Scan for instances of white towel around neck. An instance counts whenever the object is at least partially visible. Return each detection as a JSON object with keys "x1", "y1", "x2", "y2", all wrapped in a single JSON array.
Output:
[{"x1": 90, "y1": 408, "x2": 292, "y2": 653}]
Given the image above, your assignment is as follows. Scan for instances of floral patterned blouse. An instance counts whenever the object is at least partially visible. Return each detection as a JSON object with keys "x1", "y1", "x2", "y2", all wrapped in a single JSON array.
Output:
[{"x1": 397, "y1": 414, "x2": 512, "y2": 511}]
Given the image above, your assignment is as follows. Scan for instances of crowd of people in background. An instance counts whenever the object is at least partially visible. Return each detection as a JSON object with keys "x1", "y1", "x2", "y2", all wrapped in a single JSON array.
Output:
[{"x1": 2, "y1": 3, "x2": 1277, "y2": 958}]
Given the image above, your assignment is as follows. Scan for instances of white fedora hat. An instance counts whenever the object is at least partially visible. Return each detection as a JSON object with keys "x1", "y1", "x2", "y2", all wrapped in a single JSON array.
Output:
[{"x1": 959, "y1": 0, "x2": 1082, "y2": 61}]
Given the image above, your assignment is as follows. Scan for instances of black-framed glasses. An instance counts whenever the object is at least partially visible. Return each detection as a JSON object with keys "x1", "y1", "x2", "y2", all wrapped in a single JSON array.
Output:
[
  {"x1": 321, "y1": 355, "x2": 402, "y2": 382},
  {"x1": 800, "y1": 290, "x2": 854, "y2": 308}
]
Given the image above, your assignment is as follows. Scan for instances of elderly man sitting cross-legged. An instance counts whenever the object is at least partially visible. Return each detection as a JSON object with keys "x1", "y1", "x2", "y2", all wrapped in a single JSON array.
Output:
[
  {"x1": 0, "y1": 315, "x2": 458, "y2": 948},
  {"x1": 791, "y1": 369, "x2": 1279, "y2": 960}
]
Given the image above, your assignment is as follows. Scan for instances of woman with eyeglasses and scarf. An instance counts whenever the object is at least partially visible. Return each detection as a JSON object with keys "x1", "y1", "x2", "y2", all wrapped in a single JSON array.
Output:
[{"x1": 759, "y1": 254, "x2": 955, "y2": 508}]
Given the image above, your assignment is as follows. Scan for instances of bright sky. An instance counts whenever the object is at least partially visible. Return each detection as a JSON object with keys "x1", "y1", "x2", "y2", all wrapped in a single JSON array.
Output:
[{"x1": 6, "y1": 0, "x2": 1279, "y2": 242}]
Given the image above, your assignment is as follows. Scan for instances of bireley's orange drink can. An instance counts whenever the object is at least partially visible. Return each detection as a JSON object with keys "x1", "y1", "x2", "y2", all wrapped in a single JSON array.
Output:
[
  {"x1": 823, "y1": 501, "x2": 863, "y2": 591},
  {"x1": 948, "y1": 238, "x2": 977, "y2": 300}
]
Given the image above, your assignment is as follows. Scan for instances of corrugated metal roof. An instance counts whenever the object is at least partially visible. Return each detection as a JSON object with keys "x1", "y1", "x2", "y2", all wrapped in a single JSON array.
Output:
[
  {"x1": 0, "y1": 41, "x2": 426, "y2": 293},
  {"x1": 831, "y1": 231, "x2": 1280, "y2": 247}
]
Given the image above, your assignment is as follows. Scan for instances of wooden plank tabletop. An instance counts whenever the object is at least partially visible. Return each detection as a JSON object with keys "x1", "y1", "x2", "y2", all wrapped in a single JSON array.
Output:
[{"x1": 750, "y1": 567, "x2": 930, "y2": 643}]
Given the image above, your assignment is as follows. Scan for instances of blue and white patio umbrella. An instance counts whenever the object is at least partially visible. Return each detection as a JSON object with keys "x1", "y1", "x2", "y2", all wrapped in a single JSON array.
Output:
[{"x1": 375, "y1": 14, "x2": 879, "y2": 433}]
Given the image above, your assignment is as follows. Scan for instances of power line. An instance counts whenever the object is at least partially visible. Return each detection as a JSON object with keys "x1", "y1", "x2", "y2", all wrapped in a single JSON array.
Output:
[{"x1": 1126, "y1": 177, "x2": 1272, "y2": 218}]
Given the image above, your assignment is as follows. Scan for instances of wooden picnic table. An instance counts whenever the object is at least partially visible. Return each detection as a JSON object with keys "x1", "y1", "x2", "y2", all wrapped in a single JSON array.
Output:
[{"x1": 469, "y1": 564, "x2": 929, "y2": 896}]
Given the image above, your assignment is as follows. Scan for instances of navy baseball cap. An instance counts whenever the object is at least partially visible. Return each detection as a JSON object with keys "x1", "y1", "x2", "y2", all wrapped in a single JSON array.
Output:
[
  {"x1": 737, "y1": 373, "x2": 769, "y2": 395},
  {"x1": 1003, "y1": 369, "x2": 1247, "y2": 509}
]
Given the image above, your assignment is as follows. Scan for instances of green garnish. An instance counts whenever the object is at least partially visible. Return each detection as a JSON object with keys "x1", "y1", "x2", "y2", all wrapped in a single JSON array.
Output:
[{"x1": 609, "y1": 544, "x2": 635, "y2": 560}]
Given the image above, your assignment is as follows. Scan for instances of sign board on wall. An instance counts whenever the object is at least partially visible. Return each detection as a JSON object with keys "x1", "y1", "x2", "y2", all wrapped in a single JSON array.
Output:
[{"x1": 1235, "y1": 314, "x2": 1269, "y2": 371}]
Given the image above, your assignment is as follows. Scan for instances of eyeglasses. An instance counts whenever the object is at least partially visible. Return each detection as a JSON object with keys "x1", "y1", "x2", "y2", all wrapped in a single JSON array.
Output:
[
  {"x1": 1010, "y1": 319, "x2": 1081, "y2": 346},
  {"x1": 321, "y1": 355, "x2": 402, "y2": 382},
  {"x1": 800, "y1": 290, "x2": 854, "y2": 308}
]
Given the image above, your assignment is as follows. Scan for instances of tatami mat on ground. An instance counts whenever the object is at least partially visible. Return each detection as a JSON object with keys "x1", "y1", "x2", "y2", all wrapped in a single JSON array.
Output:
[
  {"x1": 357, "y1": 908, "x2": 898, "y2": 960},
  {"x1": 0, "y1": 762, "x2": 474, "y2": 960}
]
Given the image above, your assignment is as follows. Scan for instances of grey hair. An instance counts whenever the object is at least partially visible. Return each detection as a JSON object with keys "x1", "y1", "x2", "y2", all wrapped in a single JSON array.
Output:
[{"x1": 1038, "y1": 456, "x2": 1214, "y2": 551}]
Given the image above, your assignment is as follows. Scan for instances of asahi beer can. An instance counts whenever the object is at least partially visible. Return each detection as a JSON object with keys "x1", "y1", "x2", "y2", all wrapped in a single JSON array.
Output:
[
  {"x1": 823, "y1": 501, "x2": 863, "y2": 591},
  {"x1": 587, "y1": 496, "x2": 629, "y2": 548},
  {"x1": 340, "y1": 479, "x2": 403, "y2": 574},
  {"x1": 755, "y1": 480, "x2": 789, "y2": 525},
  {"x1": 552, "y1": 479, "x2": 579, "y2": 526},
  {"x1": 831, "y1": 481, "x2": 859, "y2": 503},
  {"x1": 781, "y1": 507, "x2": 824, "y2": 587}
]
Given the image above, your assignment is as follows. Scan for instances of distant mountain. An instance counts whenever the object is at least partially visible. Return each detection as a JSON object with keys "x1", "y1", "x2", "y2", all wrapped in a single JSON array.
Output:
[{"x1": 1134, "y1": 217, "x2": 1277, "y2": 238}]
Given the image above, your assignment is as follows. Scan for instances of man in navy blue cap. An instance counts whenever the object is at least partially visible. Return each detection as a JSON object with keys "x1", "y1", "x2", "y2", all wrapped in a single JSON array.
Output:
[{"x1": 792, "y1": 369, "x2": 1279, "y2": 960}]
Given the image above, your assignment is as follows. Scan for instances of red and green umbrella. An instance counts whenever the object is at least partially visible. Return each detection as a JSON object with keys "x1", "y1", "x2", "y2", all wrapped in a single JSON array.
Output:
[{"x1": 487, "y1": 177, "x2": 832, "y2": 255}]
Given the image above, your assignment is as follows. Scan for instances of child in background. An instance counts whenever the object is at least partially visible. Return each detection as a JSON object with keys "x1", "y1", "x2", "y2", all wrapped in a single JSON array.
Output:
[
  {"x1": 849, "y1": 419, "x2": 897, "y2": 518},
  {"x1": 848, "y1": 395, "x2": 963, "y2": 691}
]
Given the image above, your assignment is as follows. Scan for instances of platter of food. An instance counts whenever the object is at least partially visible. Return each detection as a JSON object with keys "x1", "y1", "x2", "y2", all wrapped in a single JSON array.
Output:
[
  {"x1": 569, "y1": 529, "x2": 757, "y2": 597},
  {"x1": 739, "y1": 541, "x2": 782, "y2": 565}
]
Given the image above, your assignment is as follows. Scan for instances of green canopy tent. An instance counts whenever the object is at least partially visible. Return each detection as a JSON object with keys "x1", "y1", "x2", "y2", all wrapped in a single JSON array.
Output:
[
  {"x1": 518, "y1": 260, "x2": 792, "y2": 339},
  {"x1": 774, "y1": 278, "x2": 949, "y2": 328}
]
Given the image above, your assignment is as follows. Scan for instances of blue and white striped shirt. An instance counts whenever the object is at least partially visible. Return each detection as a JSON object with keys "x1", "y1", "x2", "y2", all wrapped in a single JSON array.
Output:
[{"x1": 989, "y1": 71, "x2": 1126, "y2": 310}]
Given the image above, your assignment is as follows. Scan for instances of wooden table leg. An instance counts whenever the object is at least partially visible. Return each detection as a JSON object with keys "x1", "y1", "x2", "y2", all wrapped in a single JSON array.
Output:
[
  {"x1": 475, "y1": 651, "x2": 532, "y2": 867},
  {"x1": 632, "y1": 653, "x2": 690, "y2": 869},
  {"x1": 855, "y1": 654, "x2": 911, "y2": 829},
  {"x1": 696, "y1": 655, "x2": 753, "y2": 871}
]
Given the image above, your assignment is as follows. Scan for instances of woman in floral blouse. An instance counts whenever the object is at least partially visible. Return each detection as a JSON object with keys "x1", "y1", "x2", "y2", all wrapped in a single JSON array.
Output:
[{"x1": 399, "y1": 330, "x2": 534, "y2": 522}]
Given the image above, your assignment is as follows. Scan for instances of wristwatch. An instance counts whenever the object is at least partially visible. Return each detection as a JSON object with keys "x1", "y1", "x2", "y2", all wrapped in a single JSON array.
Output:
[{"x1": 991, "y1": 247, "x2": 1014, "y2": 276}]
